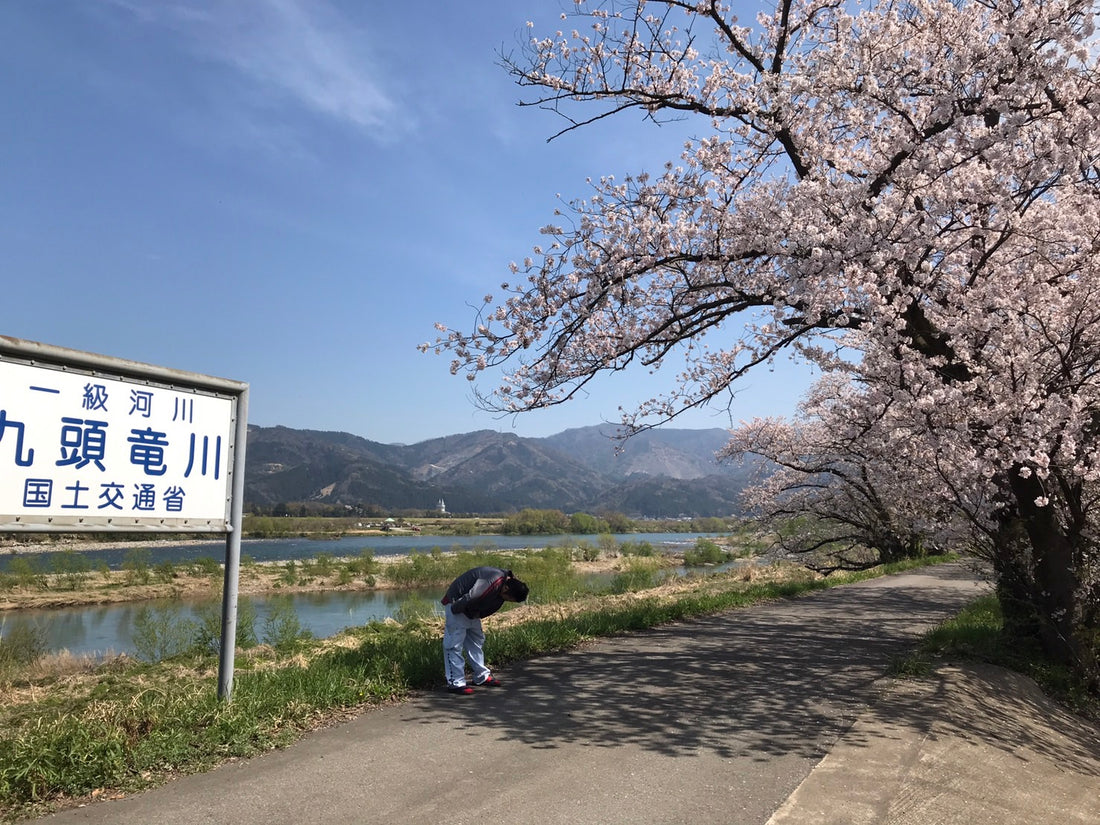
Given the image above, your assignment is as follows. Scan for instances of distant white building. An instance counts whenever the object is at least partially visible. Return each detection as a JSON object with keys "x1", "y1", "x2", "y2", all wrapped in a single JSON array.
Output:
[{"x1": 438, "y1": 498, "x2": 446, "y2": 514}]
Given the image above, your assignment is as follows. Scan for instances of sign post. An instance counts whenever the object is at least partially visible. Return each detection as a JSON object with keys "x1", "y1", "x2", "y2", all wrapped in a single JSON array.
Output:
[{"x1": 0, "y1": 335, "x2": 249, "y2": 700}]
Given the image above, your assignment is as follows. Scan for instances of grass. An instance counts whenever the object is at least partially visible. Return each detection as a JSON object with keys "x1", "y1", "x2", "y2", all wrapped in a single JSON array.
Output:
[
  {"x1": 889, "y1": 593, "x2": 1100, "y2": 723},
  {"x1": 0, "y1": 552, "x2": 986, "y2": 822}
]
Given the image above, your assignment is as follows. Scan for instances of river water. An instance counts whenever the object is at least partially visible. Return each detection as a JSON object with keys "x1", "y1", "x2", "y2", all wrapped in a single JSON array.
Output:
[
  {"x1": 3, "y1": 586, "x2": 447, "y2": 661},
  {"x1": 1, "y1": 532, "x2": 724, "y2": 660},
  {"x1": 0, "y1": 531, "x2": 713, "y2": 571}
]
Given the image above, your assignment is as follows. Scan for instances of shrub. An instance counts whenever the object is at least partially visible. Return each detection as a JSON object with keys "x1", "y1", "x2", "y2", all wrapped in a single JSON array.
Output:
[
  {"x1": 683, "y1": 538, "x2": 729, "y2": 566},
  {"x1": 279, "y1": 561, "x2": 298, "y2": 586},
  {"x1": 193, "y1": 599, "x2": 258, "y2": 654},
  {"x1": 189, "y1": 556, "x2": 223, "y2": 578},
  {"x1": 598, "y1": 534, "x2": 620, "y2": 556},
  {"x1": 392, "y1": 598, "x2": 437, "y2": 625},
  {"x1": 263, "y1": 598, "x2": 312, "y2": 651},
  {"x1": 131, "y1": 606, "x2": 196, "y2": 663},
  {"x1": 0, "y1": 620, "x2": 47, "y2": 673},
  {"x1": 574, "y1": 541, "x2": 601, "y2": 562},
  {"x1": 51, "y1": 550, "x2": 93, "y2": 591},
  {"x1": 6, "y1": 557, "x2": 46, "y2": 590},
  {"x1": 346, "y1": 549, "x2": 379, "y2": 579},
  {"x1": 607, "y1": 559, "x2": 660, "y2": 593},
  {"x1": 305, "y1": 553, "x2": 335, "y2": 577},
  {"x1": 620, "y1": 540, "x2": 655, "y2": 557},
  {"x1": 123, "y1": 548, "x2": 152, "y2": 585},
  {"x1": 153, "y1": 561, "x2": 176, "y2": 584}
]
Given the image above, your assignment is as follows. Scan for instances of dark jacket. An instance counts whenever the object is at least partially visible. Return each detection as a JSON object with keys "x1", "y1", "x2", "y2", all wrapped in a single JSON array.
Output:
[{"x1": 441, "y1": 566, "x2": 511, "y2": 619}]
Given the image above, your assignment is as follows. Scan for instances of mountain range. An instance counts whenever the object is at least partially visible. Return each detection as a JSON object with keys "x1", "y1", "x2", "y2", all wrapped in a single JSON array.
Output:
[{"x1": 244, "y1": 424, "x2": 766, "y2": 518}]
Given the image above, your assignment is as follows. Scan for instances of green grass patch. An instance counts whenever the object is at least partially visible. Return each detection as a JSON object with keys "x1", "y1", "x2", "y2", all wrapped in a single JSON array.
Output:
[{"x1": 890, "y1": 593, "x2": 1099, "y2": 721}]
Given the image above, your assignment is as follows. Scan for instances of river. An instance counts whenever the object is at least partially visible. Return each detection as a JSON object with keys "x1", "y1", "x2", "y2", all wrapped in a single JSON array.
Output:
[
  {"x1": 1, "y1": 532, "x2": 727, "y2": 660},
  {"x1": 0, "y1": 531, "x2": 715, "y2": 570},
  {"x1": 3, "y1": 586, "x2": 447, "y2": 661}
]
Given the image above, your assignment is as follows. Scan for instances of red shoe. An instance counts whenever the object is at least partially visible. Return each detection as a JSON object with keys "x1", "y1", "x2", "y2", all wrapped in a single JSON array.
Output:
[
  {"x1": 476, "y1": 676, "x2": 502, "y2": 687},
  {"x1": 447, "y1": 685, "x2": 474, "y2": 695}
]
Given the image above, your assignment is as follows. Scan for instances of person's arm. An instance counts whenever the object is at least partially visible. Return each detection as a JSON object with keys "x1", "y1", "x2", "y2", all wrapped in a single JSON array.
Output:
[{"x1": 449, "y1": 574, "x2": 500, "y2": 614}]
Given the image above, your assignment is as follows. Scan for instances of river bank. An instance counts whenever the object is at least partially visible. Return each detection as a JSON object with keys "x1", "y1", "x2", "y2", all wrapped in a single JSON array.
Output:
[
  {"x1": 2, "y1": 529, "x2": 758, "y2": 612},
  {"x1": 1, "y1": 536, "x2": 228, "y2": 556},
  {"x1": 0, "y1": 546, "x2": 673, "y2": 612},
  {"x1": 0, "y1": 526, "x2": 451, "y2": 553}
]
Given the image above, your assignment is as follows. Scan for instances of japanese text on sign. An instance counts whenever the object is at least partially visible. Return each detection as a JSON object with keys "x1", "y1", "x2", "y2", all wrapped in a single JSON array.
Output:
[{"x1": 0, "y1": 360, "x2": 234, "y2": 528}]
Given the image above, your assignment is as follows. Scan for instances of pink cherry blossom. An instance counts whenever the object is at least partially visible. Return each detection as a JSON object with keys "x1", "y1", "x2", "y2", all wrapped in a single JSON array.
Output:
[{"x1": 423, "y1": 0, "x2": 1100, "y2": 681}]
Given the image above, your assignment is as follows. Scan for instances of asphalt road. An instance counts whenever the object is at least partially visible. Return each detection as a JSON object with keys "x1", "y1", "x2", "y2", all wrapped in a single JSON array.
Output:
[{"x1": 25, "y1": 564, "x2": 989, "y2": 825}]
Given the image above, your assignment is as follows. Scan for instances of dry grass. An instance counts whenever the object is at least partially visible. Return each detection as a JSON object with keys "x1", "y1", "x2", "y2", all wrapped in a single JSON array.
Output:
[
  {"x1": 0, "y1": 548, "x2": 696, "y2": 611},
  {"x1": 1, "y1": 563, "x2": 364, "y2": 611},
  {"x1": 485, "y1": 560, "x2": 816, "y2": 631}
]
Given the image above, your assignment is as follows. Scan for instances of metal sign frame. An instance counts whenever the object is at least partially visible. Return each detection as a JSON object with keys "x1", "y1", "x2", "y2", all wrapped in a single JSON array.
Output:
[{"x1": 0, "y1": 335, "x2": 249, "y2": 699}]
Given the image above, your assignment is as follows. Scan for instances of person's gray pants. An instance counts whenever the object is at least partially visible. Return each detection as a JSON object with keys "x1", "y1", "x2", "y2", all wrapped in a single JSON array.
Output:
[{"x1": 442, "y1": 609, "x2": 491, "y2": 687}]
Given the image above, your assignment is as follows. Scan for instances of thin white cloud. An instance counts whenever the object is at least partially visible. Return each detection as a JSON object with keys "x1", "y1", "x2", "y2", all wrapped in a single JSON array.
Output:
[{"x1": 102, "y1": 0, "x2": 401, "y2": 138}]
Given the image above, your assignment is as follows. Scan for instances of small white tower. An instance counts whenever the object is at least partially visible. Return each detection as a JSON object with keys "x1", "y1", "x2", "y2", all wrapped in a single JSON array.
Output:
[{"x1": 438, "y1": 498, "x2": 446, "y2": 514}]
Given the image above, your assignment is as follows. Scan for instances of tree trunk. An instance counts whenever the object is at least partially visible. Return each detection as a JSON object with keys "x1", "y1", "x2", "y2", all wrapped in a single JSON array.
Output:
[
  {"x1": 990, "y1": 516, "x2": 1041, "y2": 642},
  {"x1": 1008, "y1": 471, "x2": 1088, "y2": 677}
]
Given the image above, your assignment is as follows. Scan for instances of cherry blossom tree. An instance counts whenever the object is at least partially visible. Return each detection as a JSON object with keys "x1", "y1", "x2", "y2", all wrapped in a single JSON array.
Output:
[
  {"x1": 425, "y1": 0, "x2": 1100, "y2": 681},
  {"x1": 723, "y1": 376, "x2": 954, "y2": 574},
  {"x1": 727, "y1": 370, "x2": 1076, "y2": 636}
]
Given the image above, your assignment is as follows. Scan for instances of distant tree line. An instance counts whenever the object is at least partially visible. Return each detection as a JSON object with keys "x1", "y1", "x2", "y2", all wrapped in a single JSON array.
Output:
[
  {"x1": 500, "y1": 509, "x2": 731, "y2": 536},
  {"x1": 249, "y1": 502, "x2": 475, "y2": 519}
]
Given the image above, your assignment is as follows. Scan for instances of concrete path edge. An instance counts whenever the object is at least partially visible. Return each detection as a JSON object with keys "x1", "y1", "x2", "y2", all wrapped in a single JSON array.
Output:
[{"x1": 766, "y1": 662, "x2": 1100, "y2": 825}]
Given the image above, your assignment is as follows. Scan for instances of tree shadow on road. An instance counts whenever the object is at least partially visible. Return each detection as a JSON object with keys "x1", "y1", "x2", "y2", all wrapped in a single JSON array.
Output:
[
  {"x1": 851, "y1": 658, "x2": 1100, "y2": 777},
  {"x1": 394, "y1": 565, "x2": 1092, "y2": 769}
]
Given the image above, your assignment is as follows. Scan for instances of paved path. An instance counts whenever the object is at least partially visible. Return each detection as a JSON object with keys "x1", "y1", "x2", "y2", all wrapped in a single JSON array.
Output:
[
  {"x1": 768, "y1": 661, "x2": 1100, "y2": 824},
  {"x1": 26, "y1": 564, "x2": 1077, "y2": 825}
]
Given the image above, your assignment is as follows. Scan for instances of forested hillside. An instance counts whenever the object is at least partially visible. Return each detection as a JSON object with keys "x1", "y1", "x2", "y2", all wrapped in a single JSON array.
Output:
[{"x1": 245, "y1": 425, "x2": 764, "y2": 517}]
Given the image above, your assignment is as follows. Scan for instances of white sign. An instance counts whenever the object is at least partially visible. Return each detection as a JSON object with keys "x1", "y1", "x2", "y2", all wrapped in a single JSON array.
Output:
[{"x1": 0, "y1": 359, "x2": 236, "y2": 530}]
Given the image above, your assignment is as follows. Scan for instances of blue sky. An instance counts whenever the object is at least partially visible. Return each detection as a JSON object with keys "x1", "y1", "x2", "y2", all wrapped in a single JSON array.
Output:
[{"x1": 0, "y1": 0, "x2": 816, "y2": 445}]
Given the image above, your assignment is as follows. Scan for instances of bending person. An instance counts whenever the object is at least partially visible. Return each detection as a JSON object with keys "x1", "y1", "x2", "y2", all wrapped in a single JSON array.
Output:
[{"x1": 440, "y1": 566, "x2": 529, "y2": 694}]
